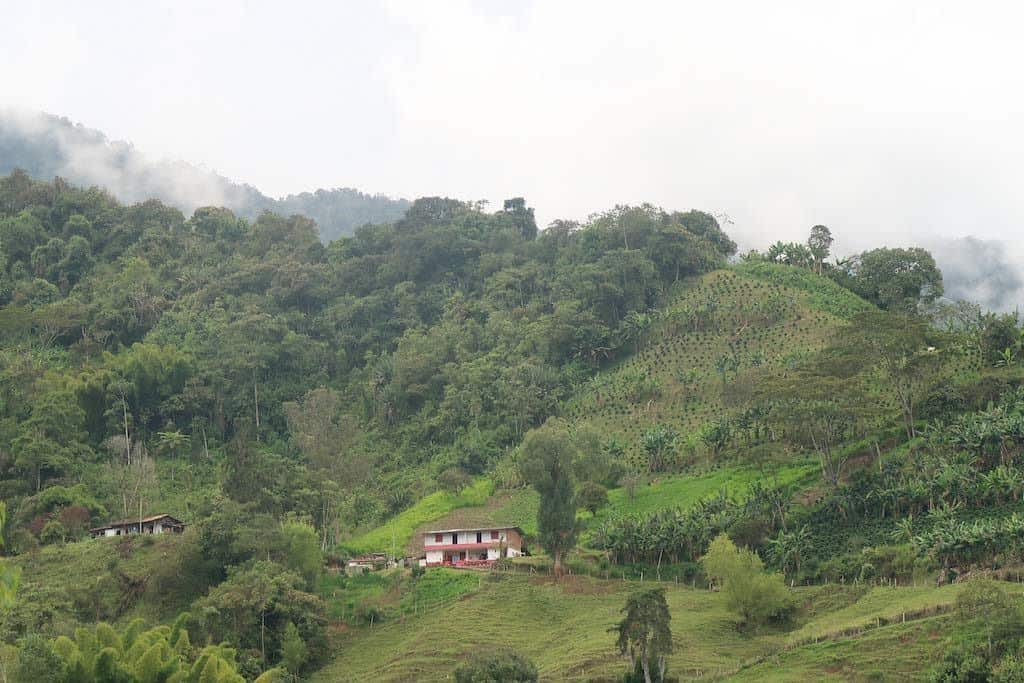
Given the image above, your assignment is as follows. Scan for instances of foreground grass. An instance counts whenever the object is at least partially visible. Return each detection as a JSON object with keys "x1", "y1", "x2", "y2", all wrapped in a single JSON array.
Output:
[
  {"x1": 312, "y1": 572, "x2": 781, "y2": 682},
  {"x1": 731, "y1": 616, "x2": 950, "y2": 682},
  {"x1": 310, "y1": 570, "x2": 968, "y2": 682}
]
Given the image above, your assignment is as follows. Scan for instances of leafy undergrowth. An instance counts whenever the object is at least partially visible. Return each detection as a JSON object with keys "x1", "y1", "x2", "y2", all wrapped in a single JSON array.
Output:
[
  {"x1": 1, "y1": 533, "x2": 189, "y2": 640},
  {"x1": 319, "y1": 567, "x2": 483, "y2": 625},
  {"x1": 310, "y1": 571, "x2": 971, "y2": 682}
]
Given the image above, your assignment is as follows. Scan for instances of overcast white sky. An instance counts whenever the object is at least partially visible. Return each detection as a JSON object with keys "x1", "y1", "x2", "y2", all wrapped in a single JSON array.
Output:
[{"x1": 3, "y1": 1, "x2": 1024, "y2": 254}]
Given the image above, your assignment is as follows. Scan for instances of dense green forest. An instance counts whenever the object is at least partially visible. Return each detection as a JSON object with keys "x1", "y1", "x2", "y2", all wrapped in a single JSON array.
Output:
[{"x1": 7, "y1": 169, "x2": 1024, "y2": 681}]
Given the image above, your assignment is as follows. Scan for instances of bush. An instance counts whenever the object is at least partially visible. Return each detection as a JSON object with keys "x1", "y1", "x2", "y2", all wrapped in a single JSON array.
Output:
[
  {"x1": 454, "y1": 649, "x2": 538, "y2": 683},
  {"x1": 38, "y1": 519, "x2": 67, "y2": 545},
  {"x1": 577, "y1": 481, "x2": 609, "y2": 516},
  {"x1": 702, "y1": 534, "x2": 794, "y2": 628},
  {"x1": 11, "y1": 634, "x2": 62, "y2": 683}
]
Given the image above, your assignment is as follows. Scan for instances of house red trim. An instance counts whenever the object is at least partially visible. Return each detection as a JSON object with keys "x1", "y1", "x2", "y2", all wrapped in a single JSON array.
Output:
[{"x1": 426, "y1": 542, "x2": 504, "y2": 551}]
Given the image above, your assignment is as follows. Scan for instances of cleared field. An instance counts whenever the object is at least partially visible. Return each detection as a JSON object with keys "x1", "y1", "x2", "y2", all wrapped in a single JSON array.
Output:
[{"x1": 310, "y1": 571, "x2": 966, "y2": 682}]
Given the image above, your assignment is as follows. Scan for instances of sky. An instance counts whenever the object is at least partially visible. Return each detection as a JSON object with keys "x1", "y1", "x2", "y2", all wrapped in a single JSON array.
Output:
[{"x1": 3, "y1": 0, "x2": 1024, "y2": 258}]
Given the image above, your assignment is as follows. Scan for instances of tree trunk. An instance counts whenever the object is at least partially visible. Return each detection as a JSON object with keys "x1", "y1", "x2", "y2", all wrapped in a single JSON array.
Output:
[
  {"x1": 253, "y1": 368, "x2": 261, "y2": 431},
  {"x1": 553, "y1": 549, "x2": 563, "y2": 578},
  {"x1": 122, "y1": 399, "x2": 132, "y2": 466}
]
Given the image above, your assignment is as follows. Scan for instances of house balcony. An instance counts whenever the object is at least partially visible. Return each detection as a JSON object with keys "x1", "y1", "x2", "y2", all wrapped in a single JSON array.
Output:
[{"x1": 424, "y1": 541, "x2": 504, "y2": 551}]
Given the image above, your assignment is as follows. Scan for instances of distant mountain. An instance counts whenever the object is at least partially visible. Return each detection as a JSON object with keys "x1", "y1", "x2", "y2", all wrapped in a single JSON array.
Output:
[{"x1": 0, "y1": 110, "x2": 409, "y2": 241}]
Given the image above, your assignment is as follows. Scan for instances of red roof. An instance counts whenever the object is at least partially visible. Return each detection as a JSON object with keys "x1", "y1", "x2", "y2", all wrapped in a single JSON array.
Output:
[
  {"x1": 426, "y1": 542, "x2": 506, "y2": 551},
  {"x1": 424, "y1": 526, "x2": 521, "y2": 535}
]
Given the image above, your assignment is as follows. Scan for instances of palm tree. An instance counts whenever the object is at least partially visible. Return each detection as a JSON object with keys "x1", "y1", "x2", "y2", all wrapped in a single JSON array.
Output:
[
  {"x1": 995, "y1": 347, "x2": 1016, "y2": 368},
  {"x1": 891, "y1": 515, "x2": 915, "y2": 544},
  {"x1": 768, "y1": 525, "x2": 811, "y2": 575},
  {"x1": 622, "y1": 311, "x2": 653, "y2": 353},
  {"x1": 767, "y1": 241, "x2": 788, "y2": 263}
]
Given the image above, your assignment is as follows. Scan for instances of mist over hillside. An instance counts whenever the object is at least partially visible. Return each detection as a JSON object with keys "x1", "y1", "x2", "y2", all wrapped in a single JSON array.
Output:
[
  {"x1": 0, "y1": 109, "x2": 409, "y2": 241},
  {"x1": 923, "y1": 236, "x2": 1024, "y2": 313},
  {"x1": 4, "y1": 109, "x2": 1023, "y2": 314}
]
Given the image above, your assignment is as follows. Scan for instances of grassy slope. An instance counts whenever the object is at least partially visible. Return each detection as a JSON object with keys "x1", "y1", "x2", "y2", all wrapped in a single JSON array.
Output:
[
  {"x1": 312, "y1": 573, "x2": 970, "y2": 682},
  {"x1": 2, "y1": 534, "x2": 188, "y2": 638},
  {"x1": 318, "y1": 266, "x2": 962, "y2": 681}
]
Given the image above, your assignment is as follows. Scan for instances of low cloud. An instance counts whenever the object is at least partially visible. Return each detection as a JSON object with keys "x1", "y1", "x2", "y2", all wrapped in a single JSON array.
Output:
[
  {"x1": 923, "y1": 237, "x2": 1024, "y2": 314},
  {"x1": 0, "y1": 109, "x2": 261, "y2": 214}
]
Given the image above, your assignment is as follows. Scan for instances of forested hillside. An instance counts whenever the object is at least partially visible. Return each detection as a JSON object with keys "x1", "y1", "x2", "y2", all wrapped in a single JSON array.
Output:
[
  {"x1": 0, "y1": 171, "x2": 744, "y2": 678},
  {"x1": 7, "y1": 169, "x2": 1024, "y2": 681},
  {"x1": 0, "y1": 111, "x2": 410, "y2": 241}
]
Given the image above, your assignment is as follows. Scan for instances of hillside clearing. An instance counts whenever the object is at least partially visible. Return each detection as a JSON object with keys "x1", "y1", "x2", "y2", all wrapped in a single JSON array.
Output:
[{"x1": 311, "y1": 571, "x2": 966, "y2": 682}]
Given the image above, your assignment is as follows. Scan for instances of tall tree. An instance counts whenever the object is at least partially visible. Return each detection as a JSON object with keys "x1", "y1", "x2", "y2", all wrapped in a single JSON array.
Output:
[
  {"x1": 834, "y1": 311, "x2": 940, "y2": 441},
  {"x1": 840, "y1": 247, "x2": 944, "y2": 313},
  {"x1": 746, "y1": 359, "x2": 873, "y2": 488},
  {"x1": 807, "y1": 225, "x2": 833, "y2": 275},
  {"x1": 518, "y1": 420, "x2": 579, "y2": 577},
  {"x1": 284, "y1": 387, "x2": 369, "y2": 549},
  {"x1": 612, "y1": 588, "x2": 673, "y2": 683}
]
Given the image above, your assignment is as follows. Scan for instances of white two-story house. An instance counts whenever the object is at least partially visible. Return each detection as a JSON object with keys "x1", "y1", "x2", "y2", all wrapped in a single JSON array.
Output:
[{"x1": 421, "y1": 526, "x2": 524, "y2": 566}]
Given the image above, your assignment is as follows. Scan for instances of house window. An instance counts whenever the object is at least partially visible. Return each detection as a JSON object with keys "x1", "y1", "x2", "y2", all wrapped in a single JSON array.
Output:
[
  {"x1": 476, "y1": 532, "x2": 483, "y2": 543},
  {"x1": 434, "y1": 533, "x2": 443, "y2": 543},
  {"x1": 452, "y1": 533, "x2": 458, "y2": 544},
  {"x1": 491, "y1": 531, "x2": 499, "y2": 540}
]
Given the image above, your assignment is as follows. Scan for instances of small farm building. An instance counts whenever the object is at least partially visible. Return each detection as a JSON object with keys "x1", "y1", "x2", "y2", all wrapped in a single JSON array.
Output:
[
  {"x1": 90, "y1": 514, "x2": 185, "y2": 538},
  {"x1": 346, "y1": 552, "x2": 389, "y2": 573}
]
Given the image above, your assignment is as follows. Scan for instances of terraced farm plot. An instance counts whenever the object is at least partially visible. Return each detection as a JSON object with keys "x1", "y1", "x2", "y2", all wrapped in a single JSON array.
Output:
[
  {"x1": 311, "y1": 571, "x2": 972, "y2": 682},
  {"x1": 563, "y1": 267, "x2": 869, "y2": 466}
]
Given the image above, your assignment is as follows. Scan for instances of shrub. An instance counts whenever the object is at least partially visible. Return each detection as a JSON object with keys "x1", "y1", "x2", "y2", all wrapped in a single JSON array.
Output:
[
  {"x1": 578, "y1": 481, "x2": 609, "y2": 516},
  {"x1": 38, "y1": 519, "x2": 67, "y2": 545},
  {"x1": 454, "y1": 649, "x2": 538, "y2": 683},
  {"x1": 11, "y1": 634, "x2": 62, "y2": 683},
  {"x1": 702, "y1": 534, "x2": 794, "y2": 628},
  {"x1": 438, "y1": 467, "x2": 473, "y2": 495}
]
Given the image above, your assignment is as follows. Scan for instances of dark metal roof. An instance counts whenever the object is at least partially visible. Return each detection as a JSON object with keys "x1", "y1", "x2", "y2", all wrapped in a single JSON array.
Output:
[{"x1": 89, "y1": 514, "x2": 185, "y2": 532}]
